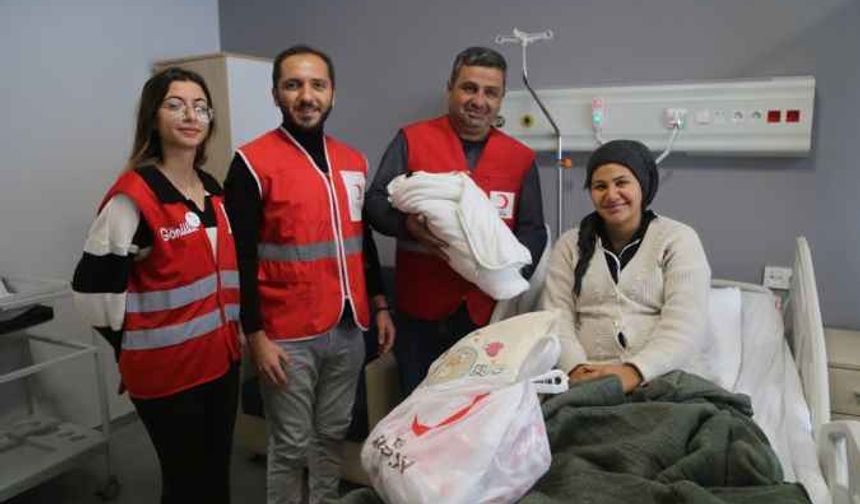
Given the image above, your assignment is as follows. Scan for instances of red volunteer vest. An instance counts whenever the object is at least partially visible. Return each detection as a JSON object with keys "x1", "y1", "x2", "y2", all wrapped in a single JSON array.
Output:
[
  {"x1": 105, "y1": 169, "x2": 240, "y2": 399},
  {"x1": 397, "y1": 116, "x2": 535, "y2": 325},
  {"x1": 238, "y1": 128, "x2": 370, "y2": 340}
]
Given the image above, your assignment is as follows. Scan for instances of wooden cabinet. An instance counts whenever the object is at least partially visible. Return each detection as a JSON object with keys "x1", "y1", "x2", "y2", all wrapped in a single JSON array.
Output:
[
  {"x1": 825, "y1": 327, "x2": 860, "y2": 420},
  {"x1": 154, "y1": 52, "x2": 278, "y2": 182}
]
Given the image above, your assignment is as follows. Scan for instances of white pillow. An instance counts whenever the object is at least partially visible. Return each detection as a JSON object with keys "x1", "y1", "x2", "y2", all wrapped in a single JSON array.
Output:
[{"x1": 706, "y1": 286, "x2": 743, "y2": 390}]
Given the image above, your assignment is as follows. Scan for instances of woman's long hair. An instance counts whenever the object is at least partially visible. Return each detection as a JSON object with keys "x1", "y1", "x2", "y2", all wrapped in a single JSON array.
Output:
[
  {"x1": 573, "y1": 212, "x2": 601, "y2": 297},
  {"x1": 126, "y1": 67, "x2": 215, "y2": 170}
]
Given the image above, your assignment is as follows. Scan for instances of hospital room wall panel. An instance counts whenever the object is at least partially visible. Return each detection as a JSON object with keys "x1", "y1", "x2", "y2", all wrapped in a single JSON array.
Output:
[
  {"x1": 0, "y1": 0, "x2": 222, "y2": 426},
  {"x1": 218, "y1": 0, "x2": 860, "y2": 329},
  {"x1": 735, "y1": 1, "x2": 860, "y2": 329}
]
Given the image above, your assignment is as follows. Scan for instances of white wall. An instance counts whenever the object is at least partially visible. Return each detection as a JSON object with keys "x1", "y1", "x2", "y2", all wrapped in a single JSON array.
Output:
[{"x1": 0, "y1": 0, "x2": 221, "y2": 425}]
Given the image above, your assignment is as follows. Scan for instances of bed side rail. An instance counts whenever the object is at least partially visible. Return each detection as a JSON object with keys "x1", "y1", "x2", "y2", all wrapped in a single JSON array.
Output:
[{"x1": 819, "y1": 420, "x2": 860, "y2": 504}]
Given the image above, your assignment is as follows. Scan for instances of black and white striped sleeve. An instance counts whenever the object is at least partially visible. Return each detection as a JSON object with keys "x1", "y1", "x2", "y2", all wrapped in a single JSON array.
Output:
[{"x1": 72, "y1": 194, "x2": 148, "y2": 359}]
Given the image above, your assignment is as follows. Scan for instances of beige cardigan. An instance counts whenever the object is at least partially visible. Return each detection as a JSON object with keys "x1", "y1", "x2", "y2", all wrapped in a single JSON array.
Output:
[{"x1": 539, "y1": 215, "x2": 712, "y2": 381}]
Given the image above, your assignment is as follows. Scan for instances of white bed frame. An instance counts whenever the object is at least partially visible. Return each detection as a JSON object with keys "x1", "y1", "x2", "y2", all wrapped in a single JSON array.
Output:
[
  {"x1": 784, "y1": 237, "x2": 859, "y2": 504},
  {"x1": 713, "y1": 237, "x2": 860, "y2": 504},
  {"x1": 820, "y1": 420, "x2": 860, "y2": 504}
]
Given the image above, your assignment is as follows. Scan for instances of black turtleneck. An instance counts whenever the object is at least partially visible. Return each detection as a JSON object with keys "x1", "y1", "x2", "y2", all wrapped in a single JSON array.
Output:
[
  {"x1": 282, "y1": 121, "x2": 329, "y2": 172},
  {"x1": 223, "y1": 122, "x2": 386, "y2": 335}
]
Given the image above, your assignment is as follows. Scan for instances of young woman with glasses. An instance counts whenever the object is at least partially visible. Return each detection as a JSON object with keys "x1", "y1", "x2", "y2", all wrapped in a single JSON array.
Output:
[{"x1": 72, "y1": 67, "x2": 240, "y2": 504}]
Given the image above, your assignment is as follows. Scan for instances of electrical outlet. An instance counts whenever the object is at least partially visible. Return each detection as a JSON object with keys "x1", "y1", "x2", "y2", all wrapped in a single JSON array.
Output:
[
  {"x1": 763, "y1": 265, "x2": 792, "y2": 290},
  {"x1": 663, "y1": 108, "x2": 688, "y2": 129}
]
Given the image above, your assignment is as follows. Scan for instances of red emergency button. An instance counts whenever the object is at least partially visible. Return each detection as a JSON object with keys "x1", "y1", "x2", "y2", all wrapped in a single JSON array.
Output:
[
  {"x1": 767, "y1": 110, "x2": 781, "y2": 123},
  {"x1": 786, "y1": 110, "x2": 801, "y2": 123}
]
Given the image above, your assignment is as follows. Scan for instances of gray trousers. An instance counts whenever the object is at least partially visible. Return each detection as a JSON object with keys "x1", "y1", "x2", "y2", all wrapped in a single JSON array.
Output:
[{"x1": 260, "y1": 319, "x2": 365, "y2": 504}]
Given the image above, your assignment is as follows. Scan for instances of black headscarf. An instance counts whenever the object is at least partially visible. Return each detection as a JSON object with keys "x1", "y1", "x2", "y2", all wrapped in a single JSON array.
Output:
[{"x1": 573, "y1": 140, "x2": 659, "y2": 296}]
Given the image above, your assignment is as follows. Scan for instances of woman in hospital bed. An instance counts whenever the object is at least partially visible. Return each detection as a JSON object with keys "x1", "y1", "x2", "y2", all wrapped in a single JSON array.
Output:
[{"x1": 540, "y1": 139, "x2": 711, "y2": 392}]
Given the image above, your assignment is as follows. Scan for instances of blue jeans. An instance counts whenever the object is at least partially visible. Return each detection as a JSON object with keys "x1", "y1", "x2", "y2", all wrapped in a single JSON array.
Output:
[{"x1": 393, "y1": 304, "x2": 479, "y2": 398}]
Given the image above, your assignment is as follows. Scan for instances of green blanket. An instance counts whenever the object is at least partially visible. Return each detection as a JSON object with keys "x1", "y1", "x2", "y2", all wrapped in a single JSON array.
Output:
[
  {"x1": 522, "y1": 371, "x2": 809, "y2": 503},
  {"x1": 341, "y1": 372, "x2": 811, "y2": 503}
]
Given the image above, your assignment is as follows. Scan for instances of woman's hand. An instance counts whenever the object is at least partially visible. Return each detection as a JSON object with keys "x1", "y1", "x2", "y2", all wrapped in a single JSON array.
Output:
[
  {"x1": 598, "y1": 364, "x2": 643, "y2": 393},
  {"x1": 568, "y1": 363, "x2": 643, "y2": 392},
  {"x1": 569, "y1": 364, "x2": 600, "y2": 382}
]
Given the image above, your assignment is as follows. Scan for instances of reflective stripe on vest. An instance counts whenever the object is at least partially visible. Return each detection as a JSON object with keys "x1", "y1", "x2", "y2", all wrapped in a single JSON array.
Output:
[
  {"x1": 123, "y1": 303, "x2": 240, "y2": 350},
  {"x1": 220, "y1": 270, "x2": 240, "y2": 289},
  {"x1": 225, "y1": 303, "x2": 240, "y2": 322},
  {"x1": 258, "y1": 236, "x2": 362, "y2": 262},
  {"x1": 126, "y1": 271, "x2": 240, "y2": 313}
]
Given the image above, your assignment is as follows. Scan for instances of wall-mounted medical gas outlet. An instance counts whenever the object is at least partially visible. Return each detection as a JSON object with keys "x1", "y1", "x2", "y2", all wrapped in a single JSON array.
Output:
[
  {"x1": 591, "y1": 98, "x2": 606, "y2": 128},
  {"x1": 498, "y1": 76, "x2": 815, "y2": 156},
  {"x1": 763, "y1": 265, "x2": 793, "y2": 290},
  {"x1": 664, "y1": 108, "x2": 688, "y2": 129}
]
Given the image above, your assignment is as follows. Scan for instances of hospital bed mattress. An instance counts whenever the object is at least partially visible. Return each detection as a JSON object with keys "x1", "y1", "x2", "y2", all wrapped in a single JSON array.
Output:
[{"x1": 734, "y1": 287, "x2": 829, "y2": 504}]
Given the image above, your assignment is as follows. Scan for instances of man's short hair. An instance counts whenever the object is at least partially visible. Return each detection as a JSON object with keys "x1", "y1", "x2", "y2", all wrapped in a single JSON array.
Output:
[
  {"x1": 448, "y1": 46, "x2": 507, "y2": 88},
  {"x1": 272, "y1": 45, "x2": 336, "y2": 89}
]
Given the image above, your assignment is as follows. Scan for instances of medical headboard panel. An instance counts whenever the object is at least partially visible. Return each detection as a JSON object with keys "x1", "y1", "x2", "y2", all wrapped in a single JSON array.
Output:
[{"x1": 499, "y1": 76, "x2": 815, "y2": 157}]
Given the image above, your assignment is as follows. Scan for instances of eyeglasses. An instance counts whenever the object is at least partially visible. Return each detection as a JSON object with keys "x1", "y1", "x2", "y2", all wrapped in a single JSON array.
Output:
[{"x1": 161, "y1": 98, "x2": 214, "y2": 124}]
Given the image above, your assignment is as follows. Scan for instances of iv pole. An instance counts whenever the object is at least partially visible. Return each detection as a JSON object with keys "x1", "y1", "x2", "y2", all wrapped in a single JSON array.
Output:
[{"x1": 496, "y1": 28, "x2": 569, "y2": 239}]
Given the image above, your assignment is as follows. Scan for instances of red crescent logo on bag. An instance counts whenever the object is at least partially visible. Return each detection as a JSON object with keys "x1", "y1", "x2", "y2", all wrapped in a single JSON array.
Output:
[{"x1": 410, "y1": 392, "x2": 491, "y2": 437}]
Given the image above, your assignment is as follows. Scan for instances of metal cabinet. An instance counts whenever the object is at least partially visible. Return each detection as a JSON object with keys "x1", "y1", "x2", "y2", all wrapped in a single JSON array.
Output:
[{"x1": 0, "y1": 277, "x2": 118, "y2": 501}]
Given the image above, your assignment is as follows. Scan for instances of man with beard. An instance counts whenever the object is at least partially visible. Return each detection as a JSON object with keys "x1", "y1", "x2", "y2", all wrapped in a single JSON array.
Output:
[
  {"x1": 365, "y1": 46, "x2": 547, "y2": 397},
  {"x1": 224, "y1": 45, "x2": 395, "y2": 504}
]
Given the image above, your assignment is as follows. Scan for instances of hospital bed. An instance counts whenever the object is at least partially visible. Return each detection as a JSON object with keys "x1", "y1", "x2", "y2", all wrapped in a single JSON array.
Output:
[
  {"x1": 352, "y1": 235, "x2": 858, "y2": 504},
  {"x1": 717, "y1": 236, "x2": 857, "y2": 504}
]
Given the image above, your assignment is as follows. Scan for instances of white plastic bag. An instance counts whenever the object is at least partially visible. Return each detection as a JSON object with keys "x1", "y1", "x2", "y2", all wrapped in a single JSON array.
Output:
[
  {"x1": 361, "y1": 380, "x2": 550, "y2": 504},
  {"x1": 422, "y1": 311, "x2": 561, "y2": 388}
]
